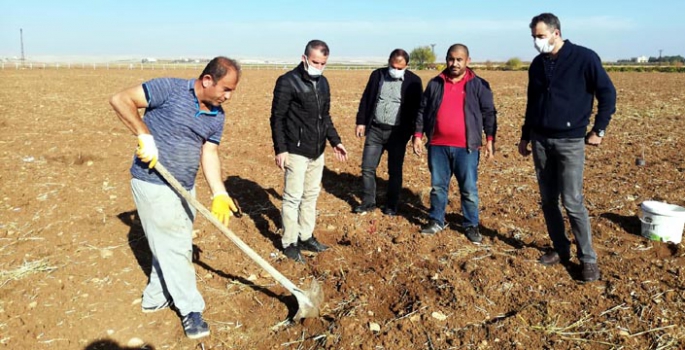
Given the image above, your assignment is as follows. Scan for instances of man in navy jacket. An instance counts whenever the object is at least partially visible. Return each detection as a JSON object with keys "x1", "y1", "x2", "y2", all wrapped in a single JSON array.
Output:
[
  {"x1": 354, "y1": 49, "x2": 423, "y2": 215},
  {"x1": 414, "y1": 44, "x2": 497, "y2": 243},
  {"x1": 518, "y1": 13, "x2": 616, "y2": 282}
]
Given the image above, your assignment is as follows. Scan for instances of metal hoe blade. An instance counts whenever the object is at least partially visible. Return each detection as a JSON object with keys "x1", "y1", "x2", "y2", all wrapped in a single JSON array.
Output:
[{"x1": 293, "y1": 279, "x2": 323, "y2": 320}]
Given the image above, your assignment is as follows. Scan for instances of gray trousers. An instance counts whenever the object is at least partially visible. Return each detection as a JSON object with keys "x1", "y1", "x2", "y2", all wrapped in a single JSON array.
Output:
[
  {"x1": 531, "y1": 133, "x2": 597, "y2": 263},
  {"x1": 281, "y1": 153, "x2": 324, "y2": 248},
  {"x1": 131, "y1": 178, "x2": 205, "y2": 316}
]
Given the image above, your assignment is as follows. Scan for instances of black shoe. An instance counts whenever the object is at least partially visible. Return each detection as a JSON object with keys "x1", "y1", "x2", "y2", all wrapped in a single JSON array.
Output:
[
  {"x1": 464, "y1": 226, "x2": 483, "y2": 244},
  {"x1": 382, "y1": 206, "x2": 397, "y2": 216},
  {"x1": 299, "y1": 236, "x2": 329, "y2": 252},
  {"x1": 420, "y1": 220, "x2": 445, "y2": 235},
  {"x1": 581, "y1": 262, "x2": 600, "y2": 282},
  {"x1": 283, "y1": 245, "x2": 305, "y2": 263},
  {"x1": 538, "y1": 251, "x2": 570, "y2": 266},
  {"x1": 353, "y1": 203, "x2": 375, "y2": 214}
]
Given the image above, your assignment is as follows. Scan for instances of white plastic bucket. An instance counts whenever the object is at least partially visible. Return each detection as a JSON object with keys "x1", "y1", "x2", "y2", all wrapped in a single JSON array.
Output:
[{"x1": 640, "y1": 201, "x2": 685, "y2": 244}]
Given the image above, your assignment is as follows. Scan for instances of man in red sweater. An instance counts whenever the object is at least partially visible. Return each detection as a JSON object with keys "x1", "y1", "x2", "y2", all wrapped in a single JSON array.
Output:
[{"x1": 413, "y1": 44, "x2": 497, "y2": 242}]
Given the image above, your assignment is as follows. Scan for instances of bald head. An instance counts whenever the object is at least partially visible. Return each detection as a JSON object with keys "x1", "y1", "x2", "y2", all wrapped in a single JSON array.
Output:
[
  {"x1": 445, "y1": 43, "x2": 471, "y2": 80},
  {"x1": 446, "y1": 44, "x2": 470, "y2": 58}
]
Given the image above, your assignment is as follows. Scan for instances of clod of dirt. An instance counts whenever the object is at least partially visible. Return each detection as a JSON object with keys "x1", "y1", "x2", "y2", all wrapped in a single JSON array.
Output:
[
  {"x1": 392, "y1": 236, "x2": 407, "y2": 244},
  {"x1": 100, "y1": 249, "x2": 113, "y2": 259}
]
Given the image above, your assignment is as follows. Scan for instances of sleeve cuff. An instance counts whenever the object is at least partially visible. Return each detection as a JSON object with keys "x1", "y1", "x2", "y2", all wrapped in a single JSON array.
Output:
[
  {"x1": 486, "y1": 135, "x2": 494, "y2": 142},
  {"x1": 414, "y1": 132, "x2": 423, "y2": 138}
]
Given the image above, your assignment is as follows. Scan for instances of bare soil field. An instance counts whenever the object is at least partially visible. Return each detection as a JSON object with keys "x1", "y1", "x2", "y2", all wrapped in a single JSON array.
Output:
[{"x1": 0, "y1": 68, "x2": 684, "y2": 349}]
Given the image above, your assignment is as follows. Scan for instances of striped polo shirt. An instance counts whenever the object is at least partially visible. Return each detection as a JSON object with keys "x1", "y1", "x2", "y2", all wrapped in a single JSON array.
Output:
[{"x1": 130, "y1": 78, "x2": 225, "y2": 189}]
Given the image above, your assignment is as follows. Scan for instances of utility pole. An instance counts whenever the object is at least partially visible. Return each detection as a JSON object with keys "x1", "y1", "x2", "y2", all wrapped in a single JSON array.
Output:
[
  {"x1": 658, "y1": 49, "x2": 663, "y2": 65},
  {"x1": 20, "y1": 28, "x2": 25, "y2": 65}
]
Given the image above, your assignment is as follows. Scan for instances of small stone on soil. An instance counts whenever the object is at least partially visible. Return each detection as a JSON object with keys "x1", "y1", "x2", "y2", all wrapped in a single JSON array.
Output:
[
  {"x1": 127, "y1": 337, "x2": 145, "y2": 347},
  {"x1": 431, "y1": 311, "x2": 447, "y2": 321},
  {"x1": 369, "y1": 322, "x2": 380, "y2": 332}
]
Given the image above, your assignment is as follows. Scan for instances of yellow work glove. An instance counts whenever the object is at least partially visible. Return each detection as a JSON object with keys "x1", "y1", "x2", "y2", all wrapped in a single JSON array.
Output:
[
  {"x1": 136, "y1": 134, "x2": 158, "y2": 168},
  {"x1": 211, "y1": 192, "x2": 238, "y2": 226}
]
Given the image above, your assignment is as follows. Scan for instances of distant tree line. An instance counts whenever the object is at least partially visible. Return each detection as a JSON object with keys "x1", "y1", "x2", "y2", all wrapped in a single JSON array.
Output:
[
  {"x1": 617, "y1": 55, "x2": 684, "y2": 65},
  {"x1": 648, "y1": 55, "x2": 685, "y2": 64},
  {"x1": 407, "y1": 44, "x2": 684, "y2": 73}
]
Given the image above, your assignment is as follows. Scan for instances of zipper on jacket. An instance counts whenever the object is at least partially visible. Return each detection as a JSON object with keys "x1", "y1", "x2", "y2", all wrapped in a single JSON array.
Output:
[
  {"x1": 313, "y1": 81, "x2": 322, "y2": 156},
  {"x1": 298, "y1": 127, "x2": 302, "y2": 147}
]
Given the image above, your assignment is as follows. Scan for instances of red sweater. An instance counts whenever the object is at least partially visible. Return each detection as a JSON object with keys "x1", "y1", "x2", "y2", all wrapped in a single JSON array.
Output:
[{"x1": 428, "y1": 71, "x2": 473, "y2": 147}]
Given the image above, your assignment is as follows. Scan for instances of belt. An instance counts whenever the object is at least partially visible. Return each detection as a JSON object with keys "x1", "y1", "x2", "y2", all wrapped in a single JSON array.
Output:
[{"x1": 371, "y1": 121, "x2": 400, "y2": 131}]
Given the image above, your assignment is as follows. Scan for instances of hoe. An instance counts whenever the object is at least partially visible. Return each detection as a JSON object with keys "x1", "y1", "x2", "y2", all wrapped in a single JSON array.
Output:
[{"x1": 154, "y1": 162, "x2": 323, "y2": 321}]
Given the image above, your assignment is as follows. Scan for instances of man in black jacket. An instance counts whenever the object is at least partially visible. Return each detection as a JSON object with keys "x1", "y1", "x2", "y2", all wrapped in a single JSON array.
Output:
[
  {"x1": 518, "y1": 13, "x2": 616, "y2": 282},
  {"x1": 413, "y1": 44, "x2": 496, "y2": 243},
  {"x1": 270, "y1": 40, "x2": 348, "y2": 262},
  {"x1": 353, "y1": 49, "x2": 423, "y2": 216}
]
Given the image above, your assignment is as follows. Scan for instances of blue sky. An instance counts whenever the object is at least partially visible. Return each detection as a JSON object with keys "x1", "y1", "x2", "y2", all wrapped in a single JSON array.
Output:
[{"x1": 1, "y1": 0, "x2": 684, "y2": 62}]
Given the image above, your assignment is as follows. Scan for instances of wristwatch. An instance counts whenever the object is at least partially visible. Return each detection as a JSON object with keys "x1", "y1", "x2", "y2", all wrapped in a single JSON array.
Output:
[{"x1": 593, "y1": 128, "x2": 605, "y2": 137}]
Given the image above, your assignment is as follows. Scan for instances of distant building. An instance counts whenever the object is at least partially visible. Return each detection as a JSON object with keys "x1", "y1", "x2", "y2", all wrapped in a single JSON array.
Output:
[
  {"x1": 142, "y1": 57, "x2": 158, "y2": 63},
  {"x1": 631, "y1": 56, "x2": 648, "y2": 63}
]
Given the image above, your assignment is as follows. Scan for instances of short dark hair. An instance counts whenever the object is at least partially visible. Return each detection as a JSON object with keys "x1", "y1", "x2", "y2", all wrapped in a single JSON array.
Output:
[
  {"x1": 447, "y1": 44, "x2": 469, "y2": 58},
  {"x1": 530, "y1": 12, "x2": 561, "y2": 32},
  {"x1": 388, "y1": 49, "x2": 410, "y2": 64},
  {"x1": 199, "y1": 56, "x2": 241, "y2": 82},
  {"x1": 304, "y1": 40, "x2": 330, "y2": 57}
]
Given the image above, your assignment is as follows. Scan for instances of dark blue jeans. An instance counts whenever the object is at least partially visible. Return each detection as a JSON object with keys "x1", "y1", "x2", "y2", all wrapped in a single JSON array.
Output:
[
  {"x1": 427, "y1": 145, "x2": 480, "y2": 228},
  {"x1": 360, "y1": 124, "x2": 408, "y2": 210},
  {"x1": 531, "y1": 132, "x2": 597, "y2": 264}
]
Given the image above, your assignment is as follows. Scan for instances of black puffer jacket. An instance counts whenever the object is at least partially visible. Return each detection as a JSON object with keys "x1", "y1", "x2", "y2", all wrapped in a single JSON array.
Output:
[{"x1": 270, "y1": 63, "x2": 342, "y2": 159}]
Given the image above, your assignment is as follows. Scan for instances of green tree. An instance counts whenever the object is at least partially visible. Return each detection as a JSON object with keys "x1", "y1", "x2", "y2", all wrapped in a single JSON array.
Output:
[
  {"x1": 410, "y1": 46, "x2": 436, "y2": 69},
  {"x1": 504, "y1": 57, "x2": 523, "y2": 71}
]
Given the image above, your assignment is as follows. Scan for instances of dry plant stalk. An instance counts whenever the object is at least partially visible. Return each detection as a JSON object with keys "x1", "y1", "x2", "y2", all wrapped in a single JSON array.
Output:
[{"x1": 0, "y1": 259, "x2": 57, "y2": 287}]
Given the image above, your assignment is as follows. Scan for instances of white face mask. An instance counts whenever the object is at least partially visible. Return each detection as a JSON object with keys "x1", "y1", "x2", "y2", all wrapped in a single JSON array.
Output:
[
  {"x1": 305, "y1": 57, "x2": 324, "y2": 77},
  {"x1": 534, "y1": 37, "x2": 555, "y2": 54},
  {"x1": 388, "y1": 67, "x2": 405, "y2": 79}
]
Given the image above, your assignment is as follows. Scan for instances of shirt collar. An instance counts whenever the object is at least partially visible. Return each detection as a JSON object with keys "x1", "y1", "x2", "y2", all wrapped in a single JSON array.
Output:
[{"x1": 188, "y1": 79, "x2": 220, "y2": 118}]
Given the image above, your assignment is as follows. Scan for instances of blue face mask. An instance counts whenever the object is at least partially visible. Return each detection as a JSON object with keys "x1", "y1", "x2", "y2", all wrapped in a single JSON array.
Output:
[
  {"x1": 388, "y1": 67, "x2": 405, "y2": 79},
  {"x1": 305, "y1": 57, "x2": 324, "y2": 77}
]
